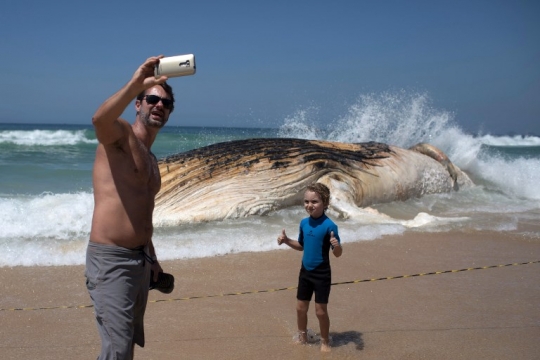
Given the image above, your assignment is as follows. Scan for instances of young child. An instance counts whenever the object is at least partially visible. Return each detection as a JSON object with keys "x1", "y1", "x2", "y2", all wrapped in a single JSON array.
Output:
[{"x1": 277, "y1": 183, "x2": 343, "y2": 352}]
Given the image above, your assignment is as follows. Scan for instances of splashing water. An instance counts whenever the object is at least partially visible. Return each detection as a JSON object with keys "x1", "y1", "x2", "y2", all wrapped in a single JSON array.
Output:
[
  {"x1": 329, "y1": 91, "x2": 452, "y2": 147},
  {"x1": 275, "y1": 90, "x2": 540, "y2": 201}
]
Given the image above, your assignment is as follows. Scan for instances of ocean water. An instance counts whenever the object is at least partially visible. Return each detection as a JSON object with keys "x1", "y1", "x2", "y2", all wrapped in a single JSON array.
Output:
[{"x1": 1, "y1": 92, "x2": 539, "y2": 267}]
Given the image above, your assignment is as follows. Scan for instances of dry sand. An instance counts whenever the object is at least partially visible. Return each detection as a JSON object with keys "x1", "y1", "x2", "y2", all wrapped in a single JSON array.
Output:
[{"x1": 1, "y1": 230, "x2": 539, "y2": 359}]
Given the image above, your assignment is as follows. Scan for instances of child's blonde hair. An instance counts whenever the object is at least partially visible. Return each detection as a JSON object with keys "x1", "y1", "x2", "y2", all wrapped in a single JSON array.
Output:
[{"x1": 306, "y1": 183, "x2": 331, "y2": 209}]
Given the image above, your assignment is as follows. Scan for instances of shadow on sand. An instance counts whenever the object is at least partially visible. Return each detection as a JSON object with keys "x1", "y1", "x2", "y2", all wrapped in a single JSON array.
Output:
[{"x1": 330, "y1": 330, "x2": 364, "y2": 350}]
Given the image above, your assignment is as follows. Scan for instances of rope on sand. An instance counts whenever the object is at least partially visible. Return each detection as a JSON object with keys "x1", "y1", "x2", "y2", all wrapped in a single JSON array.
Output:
[{"x1": 2, "y1": 260, "x2": 538, "y2": 312}]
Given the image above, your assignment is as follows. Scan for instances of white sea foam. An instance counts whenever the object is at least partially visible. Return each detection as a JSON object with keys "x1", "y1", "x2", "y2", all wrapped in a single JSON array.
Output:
[
  {"x1": 0, "y1": 192, "x2": 93, "y2": 239},
  {"x1": 1, "y1": 192, "x2": 93, "y2": 266},
  {"x1": 471, "y1": 156, "x2": 540, "y2": 200},
  {"x1": 0, "y1": 129, "x2": 96, "y2": 146},
  {"x1": 479, "y1": 135, "x2": 540, "y2": 147}
]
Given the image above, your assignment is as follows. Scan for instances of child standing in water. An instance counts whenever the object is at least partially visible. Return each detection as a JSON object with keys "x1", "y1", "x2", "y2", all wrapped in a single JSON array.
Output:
[{"x1": 277, "y1": 183, "x2": 343, "y2": 352}]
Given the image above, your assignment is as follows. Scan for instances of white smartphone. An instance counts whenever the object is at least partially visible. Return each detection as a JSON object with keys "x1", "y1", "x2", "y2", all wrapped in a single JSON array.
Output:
[{"x1": 154, "y1": 54, "x2": 196, "y2": 78}]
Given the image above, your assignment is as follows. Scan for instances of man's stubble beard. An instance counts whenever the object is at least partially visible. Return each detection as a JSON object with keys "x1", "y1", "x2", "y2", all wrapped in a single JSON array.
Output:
[{"x1": 139, "y1": 109, "x2": 168, "y2": 129}]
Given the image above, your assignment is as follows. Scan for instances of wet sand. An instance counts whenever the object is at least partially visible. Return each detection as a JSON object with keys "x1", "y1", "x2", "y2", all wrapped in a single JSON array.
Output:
[{"x1": 1, "y1": 230, "x2": 539, "y2": 359}]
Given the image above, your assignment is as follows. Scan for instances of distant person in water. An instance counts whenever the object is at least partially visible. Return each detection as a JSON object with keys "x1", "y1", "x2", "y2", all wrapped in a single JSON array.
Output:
[
  {"x1": 277, "y1": 183, "x2": 343, "y2": 352},
  {"x1": 85, "y1": 55, "x2": 174, "y2": 360}
]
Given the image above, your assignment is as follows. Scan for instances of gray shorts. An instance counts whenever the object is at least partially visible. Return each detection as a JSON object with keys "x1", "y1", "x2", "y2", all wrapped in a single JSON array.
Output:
[{"x1": 85, "y1": 242, "x2": 151, "y2": 360}]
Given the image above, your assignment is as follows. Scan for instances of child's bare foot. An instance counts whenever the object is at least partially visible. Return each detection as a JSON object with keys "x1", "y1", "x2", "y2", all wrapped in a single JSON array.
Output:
[
  {"x1": 294, "y1": 331, "x2": 308, "y2": 345},
  {"x1": 320, "y1": 338, "x2": 331, "y2": 352}
]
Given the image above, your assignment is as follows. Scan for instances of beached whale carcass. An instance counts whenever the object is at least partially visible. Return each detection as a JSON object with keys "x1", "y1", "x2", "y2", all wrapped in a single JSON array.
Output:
[{"x1": 154, "y1": 138, "x2": 473, "y2": 224}]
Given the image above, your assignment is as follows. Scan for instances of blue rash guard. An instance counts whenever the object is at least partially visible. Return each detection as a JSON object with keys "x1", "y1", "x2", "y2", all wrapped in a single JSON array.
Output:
[{"x1": 298, "y1": 213, "x2": 340, "y2": 271}]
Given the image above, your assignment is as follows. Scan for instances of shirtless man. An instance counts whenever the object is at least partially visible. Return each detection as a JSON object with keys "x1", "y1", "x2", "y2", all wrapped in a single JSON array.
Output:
[{"x1": 85, "y1": 55, "x2": 174, "y2": 360}]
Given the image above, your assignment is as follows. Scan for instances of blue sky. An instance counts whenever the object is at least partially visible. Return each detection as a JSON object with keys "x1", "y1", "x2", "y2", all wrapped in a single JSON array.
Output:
[{"x1": 1, "y1": 0, "x2": 538, "y2": 135}]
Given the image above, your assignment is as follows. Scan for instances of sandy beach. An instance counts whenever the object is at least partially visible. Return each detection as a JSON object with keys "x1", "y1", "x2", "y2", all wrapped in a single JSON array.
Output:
[{"x1": 1, "y1": 229, "x2": 539, "y2": 360}]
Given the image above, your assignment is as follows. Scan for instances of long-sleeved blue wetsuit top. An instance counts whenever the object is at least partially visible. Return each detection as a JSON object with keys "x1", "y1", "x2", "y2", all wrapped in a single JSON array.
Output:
[{"x1": 298, "y1": 213, "x2": 340, "y2": 271}]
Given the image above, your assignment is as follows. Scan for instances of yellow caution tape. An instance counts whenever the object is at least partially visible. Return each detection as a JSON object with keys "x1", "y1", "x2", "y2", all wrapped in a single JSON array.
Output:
[{"x1": 2, "y1": 260, "x2": 537, "y2": 312}]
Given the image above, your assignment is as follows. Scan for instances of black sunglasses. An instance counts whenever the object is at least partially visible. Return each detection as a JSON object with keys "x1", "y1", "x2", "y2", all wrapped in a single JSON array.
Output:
[{"x1": 143, "y1": 95, "x2": 173, "y2": 110}]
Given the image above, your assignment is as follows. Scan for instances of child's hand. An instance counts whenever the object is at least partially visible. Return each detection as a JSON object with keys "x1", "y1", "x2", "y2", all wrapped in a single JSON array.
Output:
[
  {"x1": 330, "y1": 231, "x2": 340, "y2": 247},
  {"x1": 277, "y1": 229, "x2": 288, "y2": 245}
]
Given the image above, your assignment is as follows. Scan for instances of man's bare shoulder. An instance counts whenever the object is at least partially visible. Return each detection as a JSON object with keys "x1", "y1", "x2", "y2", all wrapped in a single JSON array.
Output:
[
  {"x1": 96, "y1": 118, "x2": 135, "y2": 149},
  {"x1": 94, "y1": 117, "x2": 133, "y2": 147}
]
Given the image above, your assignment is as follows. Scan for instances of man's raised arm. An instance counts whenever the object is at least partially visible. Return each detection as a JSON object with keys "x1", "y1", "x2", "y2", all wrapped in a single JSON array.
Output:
[{"x1": 92, "y1": 56, "x2": 168, "y2": 145}]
